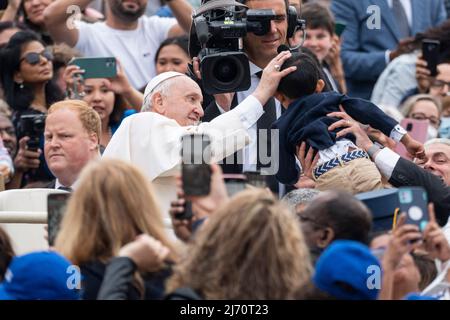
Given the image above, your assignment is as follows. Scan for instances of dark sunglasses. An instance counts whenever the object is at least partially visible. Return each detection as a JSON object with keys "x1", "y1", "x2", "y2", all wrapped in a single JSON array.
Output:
[{"x1": 20, "y1": 49, "x2": 54, "y2": 65}]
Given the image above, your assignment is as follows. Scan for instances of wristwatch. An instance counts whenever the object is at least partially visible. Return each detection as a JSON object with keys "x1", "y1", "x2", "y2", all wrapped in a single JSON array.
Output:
[{"x1": 367, "y1": 142, "x2": 384, "y2": 159}]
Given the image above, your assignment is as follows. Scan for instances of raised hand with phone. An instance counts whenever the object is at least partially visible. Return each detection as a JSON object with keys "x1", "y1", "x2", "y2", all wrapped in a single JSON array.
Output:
[{"x1": 64, "y1": 57, "x2": 143, "y2": 109}]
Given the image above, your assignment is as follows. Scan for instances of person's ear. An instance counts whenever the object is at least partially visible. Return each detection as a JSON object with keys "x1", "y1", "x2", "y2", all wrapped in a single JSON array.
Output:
[
  {"x1": 274, "y1": 91, "x2": 288, "y2": 108},
  {"x1": 315, "y1": 79, "x2": 326, "y2": 93},
  {"x1": 317, "y1": 227, "x2": 335, "y2": 248},
  {"x1": 88, "y1": 133, "x2": 99, "y2": 151},
  {"x1": 13, "y1": 71, "x2": 24, "y2": 85},
  {"x1": 151, "y1": 92, "x2": 165, "y2": 114}
]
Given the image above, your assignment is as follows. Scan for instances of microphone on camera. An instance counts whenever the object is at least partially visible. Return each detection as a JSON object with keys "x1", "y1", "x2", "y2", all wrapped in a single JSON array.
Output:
[{"x1": 277, "y1": 44, "x2": 291, "y2": 54}]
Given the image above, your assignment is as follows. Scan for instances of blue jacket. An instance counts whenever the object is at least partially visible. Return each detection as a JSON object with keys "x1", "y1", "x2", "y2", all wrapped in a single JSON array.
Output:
[
  {"x1": 331, "y1": 0, "x2": 447, "y2": 99},
  {"x1": 272, "y1": 92, "x2": 398, "y2": 185}
]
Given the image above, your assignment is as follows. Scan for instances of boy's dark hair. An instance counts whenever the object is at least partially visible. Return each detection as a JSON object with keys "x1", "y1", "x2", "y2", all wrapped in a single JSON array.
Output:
[
  {"x1": 301, "y1": 2, "x2": 335, "y2": 36},
  {"x1": 278, "y1": 52, "x2": 322, "y2": 99}
]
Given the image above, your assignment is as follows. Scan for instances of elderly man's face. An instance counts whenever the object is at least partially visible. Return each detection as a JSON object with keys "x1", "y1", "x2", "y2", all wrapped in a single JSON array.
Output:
[
  {"x1": 415, "y1": 143, "x2": 450, "y2": 186},
  {"x1": 159, "y1": 77, "x2": 204, "y2": 126}
]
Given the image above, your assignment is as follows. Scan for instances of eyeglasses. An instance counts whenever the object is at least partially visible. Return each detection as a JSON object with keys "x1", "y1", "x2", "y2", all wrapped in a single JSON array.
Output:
[
  {"x1": 430, "y1": 79, "x2": 450, "y2": 90},
  {"x1": 410, "y1": 112, "x2": 441, "y2": 128},
  {"x1": 20, "y1": 49, "x2": 54, "y2": 65}
]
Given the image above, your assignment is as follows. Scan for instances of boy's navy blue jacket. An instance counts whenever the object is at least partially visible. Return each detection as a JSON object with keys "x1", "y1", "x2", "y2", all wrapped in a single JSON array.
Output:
[{"x1": 272, "y1": 91, "x2": 398, "y2": 185}]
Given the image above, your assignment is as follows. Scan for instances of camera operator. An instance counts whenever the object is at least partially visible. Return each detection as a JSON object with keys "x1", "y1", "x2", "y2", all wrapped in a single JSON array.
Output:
[{"x1": 198, "y1": 0, "x2": 302, "y2": 195}]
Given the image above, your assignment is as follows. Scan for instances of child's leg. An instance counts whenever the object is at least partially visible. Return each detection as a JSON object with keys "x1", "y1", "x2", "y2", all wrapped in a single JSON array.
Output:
[
  {"x1": 314, "y1": 165, "x2": 352, "y2": 193},
  {"x1": 347, "y1": 158, "x2": 383, "y2": 194},
  {"x1": 314, "y1": 158, "x2": 383, "y2": 194}
]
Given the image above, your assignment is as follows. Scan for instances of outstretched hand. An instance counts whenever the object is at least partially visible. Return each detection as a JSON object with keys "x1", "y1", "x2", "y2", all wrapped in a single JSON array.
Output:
[{"x1": 252, "y1": 51, "x2": 297, "y2": 106}]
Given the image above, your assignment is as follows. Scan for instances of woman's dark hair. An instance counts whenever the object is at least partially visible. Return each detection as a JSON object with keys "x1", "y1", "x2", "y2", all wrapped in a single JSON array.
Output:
[
  {"x1": 154, "y1": 35, "x2": 189, "y2": 64},
  {"x1": 413, "y1": 19, "x2": 450, "y2": 62},
  {"x1": 0, "y1": 227, "x2": 15, "y2": 282},
  {"x1": 0, "y1": 30, "x2": 63, "y2": 114}
]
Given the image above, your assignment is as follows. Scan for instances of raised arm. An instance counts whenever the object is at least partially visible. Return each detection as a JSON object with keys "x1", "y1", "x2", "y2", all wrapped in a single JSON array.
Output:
[
  {"x1": 167, "y1": 0, "x2": 194, "y2": 37},
  {"x1": 43, "y1": 0, "x2": 90, "y2": 46}
]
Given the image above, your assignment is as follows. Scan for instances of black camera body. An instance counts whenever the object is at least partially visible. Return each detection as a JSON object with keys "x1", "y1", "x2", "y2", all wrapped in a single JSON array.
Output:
[
  {"x1": 191, "y1": 1, "x2": 304, "y2": 95},
  {"x1": 191, "y1": 0, "x2": 281, "y2": 95},
  {"x1": 17, "y1": 114, "x2": 46, "y2": 151}
]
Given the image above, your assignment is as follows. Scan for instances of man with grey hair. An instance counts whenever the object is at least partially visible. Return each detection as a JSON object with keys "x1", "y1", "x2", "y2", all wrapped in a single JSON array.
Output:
[
  {"x1": 282, "y1": 188, "x2": 321, "y2": 213},
  {"x1": 103, "y1": 52, "x2": 296, "y2": 232},
  {"x1": 416, "y1": 138, "x2": 450, "y2": 186}
]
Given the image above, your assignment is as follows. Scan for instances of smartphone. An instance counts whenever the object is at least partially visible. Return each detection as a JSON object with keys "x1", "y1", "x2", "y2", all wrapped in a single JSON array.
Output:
[
  {"x1": 398, "y1": 187, "x2": 429, "y2": 232},
  {"x1": 181, "y1": 133, "x2": 212, "y2": 196},
  {"x1": 174, "y1": 201, "x2": 194, "y2": 220},
  {"x1": 334, "y1": 21, "x2": 346, "y2": 37},
  {"x1": 47, "y1": 193, "x2": 71, "y2": 246},
  {"x1": 422, "y1": 39, "x2": 440, "y2": 77},
  {"x1": 223, "y1": 174, "x2": 247, "y2": 197},
  {"x1": 69, "y1": 57, "x2": 117, "y2": 79},
  {"x1": 394, "y1": 118, "x2": 429, "y2": 159}
]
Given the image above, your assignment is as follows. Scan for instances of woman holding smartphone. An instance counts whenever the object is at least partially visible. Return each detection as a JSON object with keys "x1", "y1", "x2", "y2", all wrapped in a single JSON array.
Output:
[
  {"x1": 0, "y1": 30, "x2": 64, "y2": 186},
  {"x1": 63, "y1": 60, "x2": 143, "y2": 149}
]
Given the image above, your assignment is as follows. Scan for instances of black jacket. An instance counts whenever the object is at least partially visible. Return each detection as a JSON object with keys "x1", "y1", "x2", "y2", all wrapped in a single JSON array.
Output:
[
  {"x1": 389, "y1": 158, "x2": 450, "y2": 226},
  {"x1": 82, "y1": 259, "x2": 172, "y2": 300},
  {"x1": 272, "y1": 91, "x2": 398, "y2": 185}
]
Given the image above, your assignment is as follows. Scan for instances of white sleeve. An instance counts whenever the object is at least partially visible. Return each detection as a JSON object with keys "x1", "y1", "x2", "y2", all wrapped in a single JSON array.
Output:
[
  {"x1": 195, "y1": 95, "x2": 263, "y2": 162},
  {"x1": 144, "y1": 15, "x2": 178, "y2": 44},
  {"x1": 74, "y1": 20, "x2": 92, "y2": 52},
  {"x1": 374, "y1": 147, "x2": 401, "y2": 180}
]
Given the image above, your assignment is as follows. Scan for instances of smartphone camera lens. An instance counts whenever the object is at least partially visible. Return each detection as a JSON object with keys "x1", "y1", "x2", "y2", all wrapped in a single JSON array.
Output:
[{"x1": 408, "y1": 206, "x2": 423, "y2": 221}]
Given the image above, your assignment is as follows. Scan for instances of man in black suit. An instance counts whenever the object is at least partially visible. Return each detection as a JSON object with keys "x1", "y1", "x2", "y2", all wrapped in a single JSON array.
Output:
[
  {"x1": 200, "y1": 0, "x2": 293, "y2": 195},
  {"x1": 327, "y1": 116, "x2": 450, "y2": 226},
  {"x1": 44, "y1": 100, "x2": 101, "y2": 191}
]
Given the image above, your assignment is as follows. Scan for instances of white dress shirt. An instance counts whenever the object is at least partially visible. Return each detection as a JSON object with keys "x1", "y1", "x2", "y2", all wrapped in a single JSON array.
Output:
[{"x1": 55, "y1": 179, "x2": 77, "y2": 191}]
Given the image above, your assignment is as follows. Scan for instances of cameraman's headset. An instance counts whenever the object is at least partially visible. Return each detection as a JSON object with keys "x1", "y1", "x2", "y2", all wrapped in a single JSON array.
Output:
[{"x1": 189, "y1": 0, "x2": 306, "y2": 58}]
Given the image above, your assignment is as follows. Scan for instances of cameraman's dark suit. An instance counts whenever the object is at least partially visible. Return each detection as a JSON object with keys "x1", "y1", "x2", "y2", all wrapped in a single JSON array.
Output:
[
  {"x1": 389, "y1": 158, "x2": 450, "y2": 226},
  {"x1": 201, "y1": 68, "x2": 284, "y2": 194}
]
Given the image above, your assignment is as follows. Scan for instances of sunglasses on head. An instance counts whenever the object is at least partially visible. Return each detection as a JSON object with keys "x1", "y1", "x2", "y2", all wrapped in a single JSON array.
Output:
[{"x1": 20, "y1": 49, "x2": 54, "y2": 65}]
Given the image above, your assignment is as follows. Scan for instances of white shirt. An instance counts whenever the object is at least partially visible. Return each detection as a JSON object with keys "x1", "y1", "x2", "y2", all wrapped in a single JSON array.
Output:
[
  {"x1": 318, "y1": 125, "x2": 405, "y2": 165},
  {"x1": 54, "y1": 179, "x2": 77, "y2": 191},
  {"x1": 103, "y1": 94, "x2": 263, "y2": 234},
  {"x1": 75, "y1": 16, "x2": 177, "y2": 89},
  {"x1": 373, "y1": 147, "x2": 402, "y2": 180}
]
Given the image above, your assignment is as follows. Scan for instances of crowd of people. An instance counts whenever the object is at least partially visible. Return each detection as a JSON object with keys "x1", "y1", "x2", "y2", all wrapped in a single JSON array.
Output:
[{"x1": 0, "y1": 0, "x2": 449, "y2": 301}]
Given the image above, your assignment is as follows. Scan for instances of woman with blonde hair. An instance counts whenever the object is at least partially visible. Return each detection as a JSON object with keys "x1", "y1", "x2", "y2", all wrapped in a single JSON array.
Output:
[
  {"x1": 166, "y1": 188, "x2": 313, "y2": 300},
  {"x1": 55, "y1": 158, "x2": 178, "y2": 300}
]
